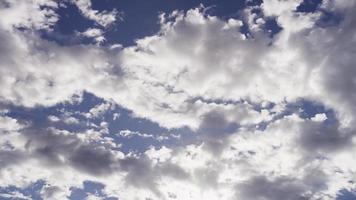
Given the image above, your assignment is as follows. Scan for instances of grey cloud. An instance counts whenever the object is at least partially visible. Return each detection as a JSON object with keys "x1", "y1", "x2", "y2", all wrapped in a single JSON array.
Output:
[
  {"x1": 158, "y1": 162, "x2": 190, "y2": 181},
  {"x1": 302, "y1": 169, "x2": 328, "y2": 193},
  {"x1": 198, "y1": 110, "x2": 238, "y2": 155},
  {"x1": 194, "y1": 166, "x2": 219, "y2": 189},
  {"x1": 298, "y1": 120, "x2": 353, "y2": 154},
  {"x1": 119, "y1": 156, "x2": 190, "y2": 197},
  {"x1": 236, "y1": 169, "x2": 330, "y2": 200},
  {"x1": 198, "y1": 110, "x2": 235, "y2": 138},
  {"x1": 68, "y1": 146, "x2": 118, "y2": 176},
  {"x1": 236, "y1": 176, "x2": 309, "y2": 200},
  {"x1": 0, "y1": 150, "x2": 27, "y2": 169},
  {"x1": 119, "y1": 156, "x2": 162, "y2": 196},
  {"x1": 18, "y1": 126, "x2": 120, "y2": 176}
]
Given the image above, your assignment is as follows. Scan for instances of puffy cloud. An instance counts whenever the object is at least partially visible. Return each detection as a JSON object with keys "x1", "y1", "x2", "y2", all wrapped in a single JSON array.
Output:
[
  {"x1": 236, "y1": 175, "x2": 309, "y2": 200},
  {"x1": 87, "y1": 102, "x2": 113, "y2": 119},
  {"x1": 0, "y1": 0, "x2": 58, "y2": 31},
  {"x1": 118, "y1": 129, "x2": 153, "y2": 139},
  {"x1": 0, "y1": 29, "x2": 123, "y2": 108},
  {"x1": 86, "y1": 194, "x2": 104, "y2": 200},
  {"x1": 311, "y1": 113, "x2": 327, "y2": 122},
  {"x1": 79, "y1": 28, "x2": 106, "y2": 44},
  {"x1": 72, "y1": 0, "x2": 121, "y2": 28}
]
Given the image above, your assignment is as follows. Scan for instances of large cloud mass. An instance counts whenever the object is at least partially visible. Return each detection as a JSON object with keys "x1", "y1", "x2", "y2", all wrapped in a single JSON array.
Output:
[{"x1": 0, "y1": 0, "x2": 356, "y2": 199}]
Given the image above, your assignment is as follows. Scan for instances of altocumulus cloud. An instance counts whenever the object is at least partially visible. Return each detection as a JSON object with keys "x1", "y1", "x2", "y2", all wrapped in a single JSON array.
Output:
[{"x1": 0, "y1": 0, "x2": 356, "y2": 199}]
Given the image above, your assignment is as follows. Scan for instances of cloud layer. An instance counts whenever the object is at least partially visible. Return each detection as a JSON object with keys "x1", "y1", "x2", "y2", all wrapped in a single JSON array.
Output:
[{"x1": 1, "y1": 0, "x2": 356, "y2": 199}]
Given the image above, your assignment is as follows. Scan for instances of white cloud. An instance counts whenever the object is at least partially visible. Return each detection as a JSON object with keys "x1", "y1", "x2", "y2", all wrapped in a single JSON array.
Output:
[
  {"x1": 311, "y1": 113, "x2": 327, "y2": 122},
  {"x1": 72, "y1": 0, "x2": 121, "y2": 27},
  {"x1": 119, "y1": 129, "x2": 150, "y2": 138},
  {"x1": 80, "y1": 28, "x2": 106, "y2": 44},
  {"x1": 0, "y1": 26, "x2": 123, "y2": 108},
  {"x1": 0, "y1": 115, "x2": 23, "y2": 132},
  {"x1": 87, "y1": 102, "x2": 113, "y2": 118},
  {"x1": 0, "y1": 0, "x2": 58, "y2": 31},
  {"x1": 86, "y1": 194, "x2": 103, "y2": 200}
]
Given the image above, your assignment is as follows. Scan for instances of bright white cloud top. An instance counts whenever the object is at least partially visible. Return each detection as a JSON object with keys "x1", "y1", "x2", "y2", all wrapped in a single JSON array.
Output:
[{"x1": 0, "y1": 0, "x2": 356, "y2": 200}]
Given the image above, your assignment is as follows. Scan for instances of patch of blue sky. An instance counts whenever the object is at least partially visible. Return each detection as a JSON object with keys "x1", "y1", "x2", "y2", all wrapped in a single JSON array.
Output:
[
  {"x1": 337, "y1": 189, "x2": 356, "y2": 200},
  {"x1": 295, "y1": 0, "x2": 344, "y2": 27},
  {"x1": 0, "y1": 180, "x2": 44, "y2": 200},
  {"x1": 90, "y1": 0, "x2": 253, "y2": 46},
  {"x1": 69, "y1": 181, "x2": 118, "y2": 200},
  {"x1": 316, "y1": 9, "x2": 344, "y2": 27},
  {"x1": 39, "y1": 0, "x2": 267, "y2": 47},
  {"x1": 0, "y1": 180, "x2": 119, "y2": 200},
  {"x1": 296, "y1": 0, "x2": 322, "y2": 13},
  {"x1": 40, "y1": 2, "x2": 97, "y2": 46},
  {"x1": 255, "y1": 98, "x2": 337, "y2": 131},
  {"x1": 272, "y1": 99, "x2": 335, "y2": 121},
  {"x1": 38, "y1": 0, "x2": 342, "y2": 48}
]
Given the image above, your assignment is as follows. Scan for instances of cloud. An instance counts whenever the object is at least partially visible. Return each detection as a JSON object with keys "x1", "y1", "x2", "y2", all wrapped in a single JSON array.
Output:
[
  {"x1": 0, "y1": 0, "x2": 58, "y2": 31},
  {"x1": 87, "y1": 102, "x2": 113, "y2": 119},
  {"x1": 118, "y1": 129, "x2": 153, "y2": 139},
  {"x1": 236, "y1": 175, "x2": 309, "y2": 200},
  {"x1": 0, "y1": 26, "x2": 123, "y2": 108},
  {"x1": 79, "y1": 28, "x2": 106, "y2": 44},
  {"x1": 72, "y1": 0, "x2": 121, "y2": 28}
]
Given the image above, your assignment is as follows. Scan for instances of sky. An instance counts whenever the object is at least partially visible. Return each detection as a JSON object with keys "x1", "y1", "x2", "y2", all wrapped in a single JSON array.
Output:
[{"x1": 0, "y1": 0, "x2": 356, "y2": 199}]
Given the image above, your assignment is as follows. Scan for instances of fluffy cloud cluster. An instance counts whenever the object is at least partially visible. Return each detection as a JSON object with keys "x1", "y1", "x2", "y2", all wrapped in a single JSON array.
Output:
[
  {"x1": 72, "y1": 0, "x2": 121, "y2": 28},
  {"x1": 1, "y1": 0, "x2": 356, "y2": 199}
]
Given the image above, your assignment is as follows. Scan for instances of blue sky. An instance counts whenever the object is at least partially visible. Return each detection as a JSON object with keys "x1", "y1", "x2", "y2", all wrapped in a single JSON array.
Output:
[{"x1": 1, "y1": 0, "x2": 356, "y2": 199}]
